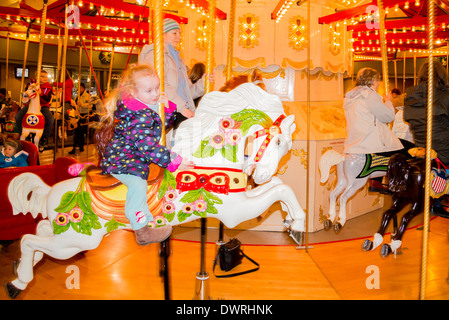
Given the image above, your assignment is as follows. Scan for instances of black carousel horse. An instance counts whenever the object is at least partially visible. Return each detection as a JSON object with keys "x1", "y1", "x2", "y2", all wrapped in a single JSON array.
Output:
[{"x1": 362, "y1": 153, "x2": 426, "y2": 257}]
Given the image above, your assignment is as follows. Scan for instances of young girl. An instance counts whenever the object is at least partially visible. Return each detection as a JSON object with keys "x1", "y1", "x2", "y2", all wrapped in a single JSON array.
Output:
[{"x1": 96, "y1": 64, "x2": 193, "y2": 245}]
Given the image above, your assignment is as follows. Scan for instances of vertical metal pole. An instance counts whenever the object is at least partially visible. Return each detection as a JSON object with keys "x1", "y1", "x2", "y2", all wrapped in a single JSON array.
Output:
[
  {"x1": 377, "y1": 0, "x2": 389, "y2": 94},
  {"x1": 226, "y1": 0, "x2": 236, "y2": 81},
  {"x1": 420, "y1": 0, "x2": 435, "y2": 301},
  {"x1": 153, "y1": 0, "x2": 170, "y2": 300}
]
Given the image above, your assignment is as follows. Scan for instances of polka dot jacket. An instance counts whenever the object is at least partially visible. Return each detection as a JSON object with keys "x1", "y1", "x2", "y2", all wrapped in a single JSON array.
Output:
[{"x1": 101, "y1": 97, "x2": 179, "y2": 180}]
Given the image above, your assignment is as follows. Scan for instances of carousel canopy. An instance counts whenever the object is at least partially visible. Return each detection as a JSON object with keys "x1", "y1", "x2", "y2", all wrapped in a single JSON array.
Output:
[
  {"x1": 318, "y1": 0, "x2": 449, "y2": 58},
  {"x1": 0, "y1": 0, "x2": 226, "y2": 51}
]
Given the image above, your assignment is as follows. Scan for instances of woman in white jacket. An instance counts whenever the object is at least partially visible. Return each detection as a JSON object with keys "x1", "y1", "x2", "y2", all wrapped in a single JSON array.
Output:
[{"x1": 343, "y1": 68, "x2": 413, "y2": 193}]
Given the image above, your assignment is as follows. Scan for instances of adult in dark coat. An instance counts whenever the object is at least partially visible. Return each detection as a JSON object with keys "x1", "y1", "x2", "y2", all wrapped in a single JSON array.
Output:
[{"x1": 404, "y1": 59, "x2": 449, "y2": 217}]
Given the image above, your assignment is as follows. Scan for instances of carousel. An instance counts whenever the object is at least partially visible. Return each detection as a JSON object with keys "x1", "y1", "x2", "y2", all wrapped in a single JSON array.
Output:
[{"x1": 0, "y1": 0, "x2": 448, "y2": 302}]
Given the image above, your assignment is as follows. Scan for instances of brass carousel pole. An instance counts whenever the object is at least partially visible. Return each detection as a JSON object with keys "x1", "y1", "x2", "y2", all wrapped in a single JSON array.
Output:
[
  {"x1": 60, "y1": 5, "x2": 69, "y2": 155},
  {"x1": 377, "y1": 0, "x2": 389, "y2": 94},
  {"x1": 54, "y1": 28, "x2": 62, "y2": 160},
  {"x1": 5, "y1": 32, "x2": 9, "y2": 94},
  {"x1": 19, "y1": 24, "x2": 31, "y2": 107},
  {"x1": 225, "y1": 0, "x2": 236, "y2": 81},
  {"x1": 106, "y1": 42, "x2": 115, "y2": 95},
  {"x1": 35, "y1": 0, "x2": 48, "y2": 88},
  {"x1": 205, "y1": 0, "x2": 216, "y2": 94},
  {"x1": 420, "y1": 0, "x2": 435, "y2": 300},
  {"x1": 194, "y1": 0, "x2": 216, "y2": 301},
  {"x1": 217, "y1": 0, "x2": 236, "y2": 256},
  {"x1": 153, "y1": 0, "x2": 171, "y2": 301},
  {"x1": 303, "y1": 0, "x2": 311, "y2": 251}
]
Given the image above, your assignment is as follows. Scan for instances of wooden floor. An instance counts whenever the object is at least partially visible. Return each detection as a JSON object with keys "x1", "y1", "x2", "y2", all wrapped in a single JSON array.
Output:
[{"x1": 1, "y1": 145, "x2": 448, "y2": 300}]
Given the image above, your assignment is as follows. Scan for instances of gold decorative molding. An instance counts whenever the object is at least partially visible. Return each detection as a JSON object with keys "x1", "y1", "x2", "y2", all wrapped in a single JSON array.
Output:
[
  {"x1": 238, "y1": 13, "x2": 259, "y2": 49},
  {"x1": 328, "y1": 23, "x2": 342, "y2": 56},
  {"x1": 195, "y1": 18, "x2": 208, "y2": 51},
  {"x1": 291, "y1": 148, "x2": 308, "y2": 170},
  {"x1": 289, "y1": 15, "x2": 308, "y2": 52}
]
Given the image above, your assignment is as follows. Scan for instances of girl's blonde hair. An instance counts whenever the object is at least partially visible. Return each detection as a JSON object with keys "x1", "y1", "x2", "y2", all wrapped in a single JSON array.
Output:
[
  {"x1": 95, "y1": 64, "x2": 159, "y2": 159},
  {"x1": 102, "y1": 64, "x2": 159, "y2": 125}
]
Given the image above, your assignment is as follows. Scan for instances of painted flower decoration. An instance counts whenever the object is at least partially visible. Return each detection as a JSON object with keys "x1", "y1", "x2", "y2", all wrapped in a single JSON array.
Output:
[
  {"x1": 162, "y1": 202, "x2": 176, "y2": 214},
  {"x1": 69, "y1": 207, "x2": 84, "y2": 223},
  {"x1": 55, "y1": 212, "x2": 70, "y2": 226},
  {"x1": 194, "y1": 199, "x2": 207, "y2": 213},
  {"x1": 68, "y1": 162, "x2": 94, "y2": 177},
  {"x1": 182, "y1": 203, "x2": 194, "y2": 214},
  {"x1": 209, "y1": 131, "x2": 226, "y2": 149},
  {"x1": 155, "y1": 216, "x2": 167, "y2": 226},
  {"x1": 226, "y1": 130, "x2": 242, "y2": 146},
  {"x1": 219, "y1": 117, "x2": 235, "y2": 131},
  {"x1": 164, "y1": 190, "x2": 177, "y2": 202},
  {"x1": 147, "y1": 221, "x2": 156, "y2": 228}
]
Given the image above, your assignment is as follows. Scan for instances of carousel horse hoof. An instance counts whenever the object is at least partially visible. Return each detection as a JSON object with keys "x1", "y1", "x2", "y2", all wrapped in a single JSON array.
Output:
[
  {"x1": 333, "y1": 222, "x2": 343, "y2": 233},
  {"x1": 5, "y1": 282, "x2": 22, "y2": 299},
  {"x1": 323, "y1": 219, "x2": 332, "y2": 231},
  {"x1": 289, "y1": 230, "x2": 304, "y2": 245},
  {"x1": 362, "y1": 239, "x2": 373, "y2": 251},
  {"x1": 380, "y1": 244, "x2": 393, "y2": 257}
]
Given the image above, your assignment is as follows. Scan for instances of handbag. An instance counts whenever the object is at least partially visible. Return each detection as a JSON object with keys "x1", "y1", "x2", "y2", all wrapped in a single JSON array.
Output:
[
  {"x1": 430, "y1": 157, "x2": 449, "y2": 198},
  {"x1": 213, "y1": 238, "x2": 259, "y2": 278}
]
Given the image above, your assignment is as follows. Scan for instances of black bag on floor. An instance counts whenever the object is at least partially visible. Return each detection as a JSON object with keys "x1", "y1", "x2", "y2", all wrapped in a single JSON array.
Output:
[{"x1": 213, "y1": 238, "x2": 259, "y2": 278}]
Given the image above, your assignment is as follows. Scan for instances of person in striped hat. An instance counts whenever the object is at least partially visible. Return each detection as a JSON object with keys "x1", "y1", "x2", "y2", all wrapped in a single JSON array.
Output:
[{"x1": 139, "y1": 18, "x2": 212, "y2": 123}]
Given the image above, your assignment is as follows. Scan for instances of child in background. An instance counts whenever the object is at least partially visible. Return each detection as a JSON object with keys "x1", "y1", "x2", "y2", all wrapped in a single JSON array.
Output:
[
  {"x1": 0, "y1": 140, "x2": 28, "y2": 168},
  {"x1": 96, "y1": 64, "x2": 194, "y2": 245}
]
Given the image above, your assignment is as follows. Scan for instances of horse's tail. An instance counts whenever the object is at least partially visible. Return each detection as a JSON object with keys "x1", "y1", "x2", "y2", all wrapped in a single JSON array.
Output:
[
  {"x1": 319, "y1": 149, "x2": 345, "y2": 183},
  {"x1": 8, "y1": 173, "x2": 51, "y2": 219}
]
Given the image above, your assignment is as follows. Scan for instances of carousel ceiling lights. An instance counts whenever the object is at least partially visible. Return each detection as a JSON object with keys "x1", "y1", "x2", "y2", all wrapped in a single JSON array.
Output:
[{"x1": 318, "y1": 0, "x2": 449, "y2": 58}]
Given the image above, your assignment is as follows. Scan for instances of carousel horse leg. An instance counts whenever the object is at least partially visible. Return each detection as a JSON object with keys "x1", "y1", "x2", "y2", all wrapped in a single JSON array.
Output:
[
  {"x1": 159, "y1": 238, "x2": 171, "y2": 300},
  {"x1": 193, "y1": 218, "x2": 211, "y2": 300},
  {"x1": 6, "y1": 230, "x2": 104, "y2": 299},
  {"x1": 362, "y1": 195, "x2": 406, "y2": 251},
  {"x1": 334, "y1": 178, "x2": 367, "y2": 233},
  {"x1": 381, "y1": 202, "x2": 422, "y2": 258},
  {"x1": 325, "y1": 162, "x2": 347, "y2": 231}
]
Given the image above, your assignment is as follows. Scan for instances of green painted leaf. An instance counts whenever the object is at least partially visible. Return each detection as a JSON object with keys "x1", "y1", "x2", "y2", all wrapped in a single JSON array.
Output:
[
  {"x1": 77, "y1": 191, "x2": 94, "y2": 215},
  {"x1": 231, "y1": 110, "x2": 272, "y2": 135},
  {"x1": 164, "y1": 211, "x2": 176, "y2": 223},
  {"x1": 52, "y1": 220, "x2": 70, "y2": 234},
  {"x1": 158, "y1": 170, "x2": 176, "y2": 200},
  {"x1": 105, "y1": 216, "x2": 126, "y2": 233},
  {"x1": 177, "y1": 211, "x2": 191, "y2": 222},
  {"x1": 54, "y1": 191, "x2": 78, "y2": 213}
]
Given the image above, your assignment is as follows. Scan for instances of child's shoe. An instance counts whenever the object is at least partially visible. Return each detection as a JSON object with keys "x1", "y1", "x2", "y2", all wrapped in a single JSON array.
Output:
[{"x1": 134, "y1": 224, "x2": 172, "y2": 246}]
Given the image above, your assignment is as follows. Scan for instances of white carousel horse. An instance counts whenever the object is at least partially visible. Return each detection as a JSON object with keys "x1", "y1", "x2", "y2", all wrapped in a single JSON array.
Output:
[
  {"x1": 5, "y1": 83, "x2": 305, "y2": 298},
  {"x1": 20, "y1": 83, "x2": 45, "y2": 149},
  {"x1": 319, "y1": 149, "x2": 388, "y2": 232}
]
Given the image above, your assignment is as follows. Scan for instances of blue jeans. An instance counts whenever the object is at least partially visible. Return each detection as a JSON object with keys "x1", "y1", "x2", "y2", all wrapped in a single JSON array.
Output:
[{"x1": 111, "y1": 174, "x2": 153, "y2": 230}]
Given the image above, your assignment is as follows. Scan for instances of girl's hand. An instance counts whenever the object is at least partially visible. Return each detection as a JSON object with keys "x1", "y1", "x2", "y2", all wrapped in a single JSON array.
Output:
[
  {"x1": 178, "y1": 158, "x2": 195, "y2": 170},
  {"x1": 159, "y1": 92, "x2": 168, "y2": 106}
]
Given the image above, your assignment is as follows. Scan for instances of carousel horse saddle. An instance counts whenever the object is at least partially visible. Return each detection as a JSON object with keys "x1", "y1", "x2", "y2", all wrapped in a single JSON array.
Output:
[
  {"x1": 357, "y1": 154, "x2": 390, "y2": 179},
  {"x1": 85, "y1": 163, "x2": 164, "y2": 191}
]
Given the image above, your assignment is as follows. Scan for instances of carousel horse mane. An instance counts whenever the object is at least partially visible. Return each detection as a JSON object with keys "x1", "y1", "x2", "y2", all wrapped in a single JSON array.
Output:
[{"x1": 219, "y1": 70, "x2": 267, "y2": 92}]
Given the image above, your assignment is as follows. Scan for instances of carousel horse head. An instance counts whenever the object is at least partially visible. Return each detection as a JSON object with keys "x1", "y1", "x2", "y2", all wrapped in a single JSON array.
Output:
[
  {"x1": 243, "y1": 114, "x2": 295, "y2": 184},
  {"x1": 21, "y1": 83, "x2": 40, "y2": 104}
]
